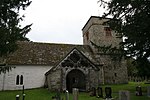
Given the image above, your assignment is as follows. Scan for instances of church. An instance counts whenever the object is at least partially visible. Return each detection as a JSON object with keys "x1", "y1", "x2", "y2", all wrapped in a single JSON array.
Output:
[{"x1": 0, "y1": 16, "x2": 128, "y2": 91}]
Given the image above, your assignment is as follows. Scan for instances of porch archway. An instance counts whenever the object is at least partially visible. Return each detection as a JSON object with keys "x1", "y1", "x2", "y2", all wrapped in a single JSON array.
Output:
[{"x1": 66, "y1": 69, "x2": 86, "y2": 92}]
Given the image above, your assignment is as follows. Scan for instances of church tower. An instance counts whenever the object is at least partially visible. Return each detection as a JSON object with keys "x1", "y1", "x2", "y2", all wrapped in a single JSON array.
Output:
[
  {"x1": 82, "y1": 16, "x2": 128, "y2": 84},
  {"x1": 82, "y1": 16, "x2": 122, "y2": 52}
]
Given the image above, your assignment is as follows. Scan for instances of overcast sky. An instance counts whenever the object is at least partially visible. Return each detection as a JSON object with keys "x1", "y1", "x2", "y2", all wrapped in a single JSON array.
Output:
[{"x1": 21, "y1": 0, "x2": 106, "y2": 44}]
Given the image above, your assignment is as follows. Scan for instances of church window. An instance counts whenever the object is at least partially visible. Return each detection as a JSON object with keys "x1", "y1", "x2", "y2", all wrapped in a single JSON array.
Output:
[
  {"x1": 20, "y1": 75, "x2": 23, "y2": 85},
  {"x1": 16, "y1": 75, "x2": 19, "y2": 85},
  {"x1": 104, "y1": 27, "x2": 112, "y2": 36},
  {"x1": 16, "y1": 75, "x2": 23, "y2": 85}
]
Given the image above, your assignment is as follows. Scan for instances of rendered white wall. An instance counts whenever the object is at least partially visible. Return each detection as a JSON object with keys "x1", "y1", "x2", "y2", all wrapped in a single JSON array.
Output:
[{"x1": 0, "y1": 65, "x2": 52, "y2": 90}]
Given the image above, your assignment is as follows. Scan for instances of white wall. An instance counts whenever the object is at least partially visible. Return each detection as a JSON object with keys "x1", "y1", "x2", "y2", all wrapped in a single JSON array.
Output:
[{"x1": 0, "y1": 65, "x2": 52, "y2": 90}]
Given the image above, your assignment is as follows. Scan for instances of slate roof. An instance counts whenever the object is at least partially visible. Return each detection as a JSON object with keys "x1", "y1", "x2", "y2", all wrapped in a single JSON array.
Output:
[{"x1": 2, "y1": 41, "x2": 96, "y2": 66}]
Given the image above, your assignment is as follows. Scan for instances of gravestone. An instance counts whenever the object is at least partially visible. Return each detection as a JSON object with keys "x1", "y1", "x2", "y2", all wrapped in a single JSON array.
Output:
[
  {"x1": 119, "y1": 90, "x2": 130, "y2": 100},
  {"x1": 73, "y1": 88, "x2": 79, "y2": 100},
  {"x1": 65, "y1": 90, "x2": 69, "y2": 100},
  {"x1": 97, "y1": 87, "x2": 103, "y2": 98},
  {"x1": 90, "y1": 87, "x2": 96, "y2": 96},
  {"x1": 135, "y1": 86, "x2": 142, "y2": 96},
  {"x1": 105, "y1": 87, "x2": 112, "y2": 98},
  {"x1": 147, "y1": 86, "x2": 150, "y2": 97}
]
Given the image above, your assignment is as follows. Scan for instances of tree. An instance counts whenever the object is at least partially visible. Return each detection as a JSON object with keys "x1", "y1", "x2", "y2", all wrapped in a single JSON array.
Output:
[
  {"x1": 126, "y1": 58, "x2": 138, "y2": 76},
  {"x1": 0, "y1": 0, "x2": 32, "y2": 74},
  {"x1": 99, "y1": 0, "x2": 150, "y2": 76}
]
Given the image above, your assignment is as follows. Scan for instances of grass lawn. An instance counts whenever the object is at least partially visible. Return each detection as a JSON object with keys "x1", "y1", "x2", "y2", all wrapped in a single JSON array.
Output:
[{"x1": 0, "y1": 82, "x2": 150, "y2": 100}]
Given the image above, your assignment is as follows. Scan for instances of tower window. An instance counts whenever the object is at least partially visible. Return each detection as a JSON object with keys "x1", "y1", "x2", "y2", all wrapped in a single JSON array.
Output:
[{"x1": 104, "y1": 27, "x2": 112, "y2": 36}]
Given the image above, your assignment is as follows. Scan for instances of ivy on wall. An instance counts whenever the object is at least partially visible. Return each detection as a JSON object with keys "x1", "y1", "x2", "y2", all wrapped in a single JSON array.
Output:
[{"x1": 90, "y1": 41, "x2": 123, "y2": 61}]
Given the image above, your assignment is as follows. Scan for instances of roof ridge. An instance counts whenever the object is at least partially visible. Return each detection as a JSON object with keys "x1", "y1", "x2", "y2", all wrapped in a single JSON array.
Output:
[{"x1": 17, "y1": 41, "x2": 83, "y2": 46}]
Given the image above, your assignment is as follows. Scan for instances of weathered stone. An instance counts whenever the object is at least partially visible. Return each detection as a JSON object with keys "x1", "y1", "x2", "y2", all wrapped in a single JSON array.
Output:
[
  {"x1": 90, "y1": 87, "x2": 96, "y2": 96},
  {"x1": 65, "y1": 90, "x2": 69, "y2": 100},
  {"x1": 105, "y1": 87, "x2": 112, "y2": 98},
  {"x1": 97, "y1": 87, "x2": 103, "y2": 98},
  {"x1": 73, "y1": 88, "x2": 79, "y2": 100},
  {"x1": 135, "y1": 86, "x2": 142, "y2": 96}
]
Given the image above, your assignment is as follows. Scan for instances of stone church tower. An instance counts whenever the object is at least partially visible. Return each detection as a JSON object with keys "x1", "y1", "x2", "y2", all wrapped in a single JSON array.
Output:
[
  {"x1": 82, "y1": 16, "x2": 128, "y2": 84},
  {"x1": 82, "y1": 16, "x2": 121, "y2": 50}
]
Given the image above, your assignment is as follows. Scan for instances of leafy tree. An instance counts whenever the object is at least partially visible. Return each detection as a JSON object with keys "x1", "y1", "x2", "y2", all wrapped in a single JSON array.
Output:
[
  {"x1": 0, "y1": 0, "x2": 32, "y2": 74},
  {"x1": 99, "y1": 0, "x2": 150, "y2": 76},
  {"x1": 126, "y1": 58, "x2": 138, "y2": 76}
]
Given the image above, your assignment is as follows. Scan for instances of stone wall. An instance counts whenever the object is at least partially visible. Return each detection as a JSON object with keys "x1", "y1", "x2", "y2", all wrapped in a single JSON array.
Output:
[
  {"x1": 82, "y1": 16, "x2": 121, "y2": 49},
  {"x1": 88, "y1": 69, "x2": 100, "y2": 88},
  {"x1": 97, "y1": 54, "x2": 128, "y2": 84},
  {"x1": 47, "y1": 68, "x2": 61, "y2": 91},
  {"x1": 46, "y1": 65, "x2": 102, "y2": 92},
  {"x1": 82, "y1": 16, "x2": 128, "y2": 84}
]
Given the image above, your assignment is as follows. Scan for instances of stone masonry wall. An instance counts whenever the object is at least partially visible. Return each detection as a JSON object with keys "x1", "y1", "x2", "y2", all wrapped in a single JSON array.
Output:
[
  {"x1": 98, "y1": 54, "x2": 128, "y2": 84},
  {"x1": 83, "y1": 17, "x2": 122, "y2": 48},
  {"x1": 47, "y1": 69, "x2": 61, "y2": 91},
  {"x1": 82, "y1": 16, "x2": 128, "y2": 84}
]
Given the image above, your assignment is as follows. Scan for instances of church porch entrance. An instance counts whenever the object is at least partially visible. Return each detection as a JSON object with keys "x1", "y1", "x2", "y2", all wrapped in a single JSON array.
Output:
[{"x1": 66, "y1": 69, "x2": 86, "y2": 92}]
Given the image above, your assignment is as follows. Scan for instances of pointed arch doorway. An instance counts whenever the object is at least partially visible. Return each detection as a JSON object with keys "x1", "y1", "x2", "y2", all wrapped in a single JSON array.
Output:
[{"x1": 66, "y1": 69, "x2": 86, "y2": 92}]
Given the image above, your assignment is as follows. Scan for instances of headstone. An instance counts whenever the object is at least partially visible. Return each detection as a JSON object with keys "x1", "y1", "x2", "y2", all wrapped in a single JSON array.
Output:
[
  {"x1": 119, "y1": 90, "x2": 130, "y2": 100},
  {"x1": 90, "y1": 87, "x2": 96, "y2": 96},
  {"x1": 65, "y1": 90, "x2": 69, "y2": 100},
  {"x1": 135, "y1": 86, "x2": 142, "y2": 96},
  {"x1": 73, "y1": 88, "x2": 79, "y2": 100},
  {"x1": 105, "y1": 87, "x2": 112, "y2": 98},
  {"x1": 147, "y1": 86, "x2": 150, "y2": 97},
  {"x1": 97, "y1": 87, "x2": 103, "y2": 98}
]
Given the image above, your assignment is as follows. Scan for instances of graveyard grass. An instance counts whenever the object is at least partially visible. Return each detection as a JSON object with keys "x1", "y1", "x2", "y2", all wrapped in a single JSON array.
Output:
[{"x1": 0, "y1": 82, "x2": 150, "y2": 100}]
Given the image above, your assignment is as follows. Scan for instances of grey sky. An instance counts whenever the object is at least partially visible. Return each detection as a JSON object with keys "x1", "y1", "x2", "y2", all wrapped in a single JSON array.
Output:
[{"x1": 21, "y1": 0, "x2": 105, "y2": 44}]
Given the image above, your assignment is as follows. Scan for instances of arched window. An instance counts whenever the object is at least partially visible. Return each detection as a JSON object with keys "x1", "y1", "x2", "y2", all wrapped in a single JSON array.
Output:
[
  {"x1": 20, "y1": 75, "x2": 23, "y2": 85},
  {"x1": 16, "y1": 75, "x2": 19, "y2": 85}
]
